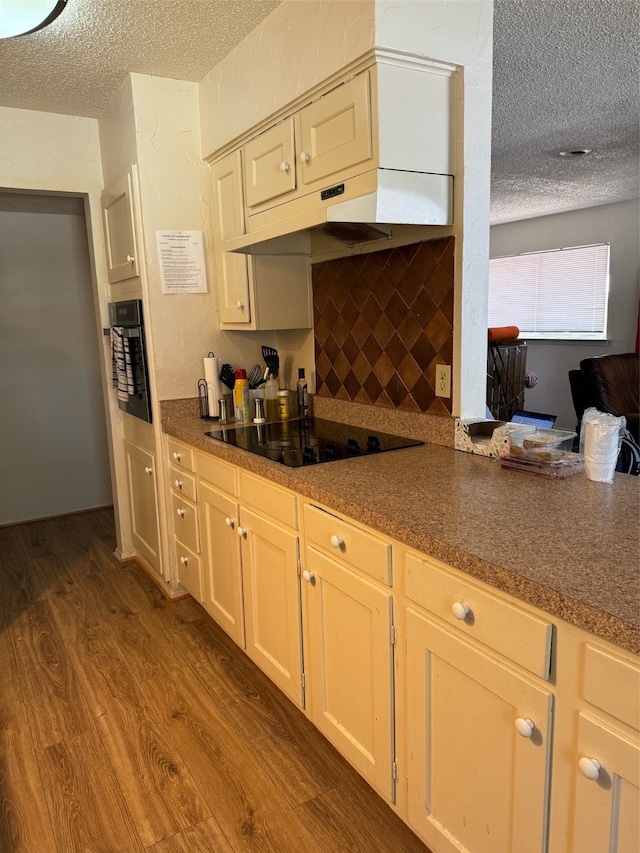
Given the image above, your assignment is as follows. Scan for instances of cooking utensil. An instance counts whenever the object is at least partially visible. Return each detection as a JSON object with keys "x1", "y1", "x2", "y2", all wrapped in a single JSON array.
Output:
[
  {"x1": 248, "y1": 363, "x2": 263, "y2": 388},
  {"x1": 262, "y1": 345, "x2": 279, "y2": 379},
  {"x1": 219, "y1": 363, "x2": 236, "y2": 390}
]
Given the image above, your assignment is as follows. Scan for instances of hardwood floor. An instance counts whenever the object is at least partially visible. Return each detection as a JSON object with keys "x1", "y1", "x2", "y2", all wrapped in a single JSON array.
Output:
[{"x1": 0, "y1": 509, "x2": 431, "y2": 853}]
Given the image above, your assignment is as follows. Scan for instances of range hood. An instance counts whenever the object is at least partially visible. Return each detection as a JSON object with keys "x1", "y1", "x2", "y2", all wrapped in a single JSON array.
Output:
[{"x1": 225, "y1": 167, "x2": 453, "y2": 255}]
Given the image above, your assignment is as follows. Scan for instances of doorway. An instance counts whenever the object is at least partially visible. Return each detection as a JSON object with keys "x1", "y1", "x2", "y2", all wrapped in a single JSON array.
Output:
[{"x1": 0, "y1": 191, "x2": 112, "y2": 524}]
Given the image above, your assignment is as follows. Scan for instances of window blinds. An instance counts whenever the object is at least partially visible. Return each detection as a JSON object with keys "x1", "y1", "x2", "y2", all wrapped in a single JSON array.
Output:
[{"x1": 488, "y1": 243, "x2": 610, "y2": 340}]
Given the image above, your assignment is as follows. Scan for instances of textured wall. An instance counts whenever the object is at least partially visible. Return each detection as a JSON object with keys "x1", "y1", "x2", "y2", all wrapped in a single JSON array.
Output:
[{"x1": 314, "y1": 238, "x2": 454, "y2": 414}]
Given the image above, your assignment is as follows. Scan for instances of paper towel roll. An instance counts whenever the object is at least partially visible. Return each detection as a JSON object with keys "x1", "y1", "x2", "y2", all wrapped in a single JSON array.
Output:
[{"x1": 204, "y1": 355, "x2": 223, "y2": 418}]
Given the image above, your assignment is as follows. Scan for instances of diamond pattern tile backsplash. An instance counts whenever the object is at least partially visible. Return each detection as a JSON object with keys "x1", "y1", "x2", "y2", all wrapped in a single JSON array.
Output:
[{"x1": 313, "y1": 237, "x2": 454, "y2": 414}]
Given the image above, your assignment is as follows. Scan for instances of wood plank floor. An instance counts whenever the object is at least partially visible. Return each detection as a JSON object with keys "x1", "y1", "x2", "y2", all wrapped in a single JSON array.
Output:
[{"x1": 0, "y1": 509, "x2": 431, "y2": 853}]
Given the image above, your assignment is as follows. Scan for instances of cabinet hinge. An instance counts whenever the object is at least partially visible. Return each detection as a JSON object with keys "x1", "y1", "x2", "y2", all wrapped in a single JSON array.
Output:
[
  {"x1": 390, "y1": 624, "x2": 397, "y2": 646},
  {"x1": 301, "y1": 672, "x2": 306, "y2": 689},
  {"x1": 392, "y1": 760, "x2": 399, "y2": 782},
  {"x1": 297, "y1": 559, "x2": 302, "y2": 577}
]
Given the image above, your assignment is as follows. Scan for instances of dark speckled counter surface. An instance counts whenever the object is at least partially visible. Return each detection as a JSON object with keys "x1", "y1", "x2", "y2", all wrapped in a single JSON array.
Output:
[{"x1": 163, "y1": 415, "x2": 640, "y2": 655}]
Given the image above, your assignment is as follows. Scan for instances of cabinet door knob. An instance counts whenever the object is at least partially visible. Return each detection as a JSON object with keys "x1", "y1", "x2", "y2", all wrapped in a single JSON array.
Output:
[
  {"x1": 279, "y1": 161, "x2": 290, "y2": 173},
  {"x1": 127, "y1": 254, "x2": 135, "y2": 263},
  {"x1": 578, "y1": 757, "x2": 601, "y2": 781},
  {"x1": 302, "y1": 570, "x2": 315, "y2": 583},
  {"x1": 299, "y1": 151, "x2": 310, "y2": 164},
  {"x1": 180, "y1": 555, "x2": 188, "y2": 566},
  {"x1": 237, "y1": 526, "x2": 247, "y2": 538},
  {"x1": 144, "y1": 466, "x2": 153, "y2": 475},
  {"x1": 452, "y1": 601, "x2": 471, "y2": 620},
  {"x1": 174, "y1": 479, "x2": 182, "y2": 489},
  {"x1": 236, "y1": 300, "x2": 245, "y2": 310},
  {"x1": 225, "y1": 516, "x2": 235, "y2": 529},
  {"x1": 172, "y1": 451, "x2": 181, "y2": 461},
  {"x1": 515, "y1": 717, "x2": 535, "y2": 738},
  {"x1": 177, "y1": 508, "x2": 185, "y2": 518},
  {"x1": 330, "y1": 534, "x2": 344, "y2": 549}
]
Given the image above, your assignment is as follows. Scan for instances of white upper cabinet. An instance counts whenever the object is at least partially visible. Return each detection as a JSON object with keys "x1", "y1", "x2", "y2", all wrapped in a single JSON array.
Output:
[
  {"x1": 101, "y1": 168, "x2": 140, "y2": 284},
  {"x1": 243, "y1": 118, "x2": 297, "y2": 208}
]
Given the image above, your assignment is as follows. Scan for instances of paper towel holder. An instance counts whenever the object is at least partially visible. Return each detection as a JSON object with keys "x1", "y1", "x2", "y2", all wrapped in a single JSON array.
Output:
[{"x1": 198, "y1": 378, "x2": 218, "y2": 420}]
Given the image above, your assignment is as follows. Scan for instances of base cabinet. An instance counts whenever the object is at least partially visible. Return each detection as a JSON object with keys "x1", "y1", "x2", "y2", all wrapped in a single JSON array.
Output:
[
  {"x1": 239, "y1": 506, "x2": 302, "y2": 706},
  {"x1": 404, "y1": 606, "x2": 553, "y2": 853},
  {"x1": 124, "y1": 439, "x2": 161, "y2": 574},
  {"x1": 199, "y1": 480, "x2": 245, "y2": 648},
  {"x1": 302, "y1": 544, "x2": 395, "y2": 801},
  {"x1": 569, "y1": 712, "x2": 639, "y2": 851}
]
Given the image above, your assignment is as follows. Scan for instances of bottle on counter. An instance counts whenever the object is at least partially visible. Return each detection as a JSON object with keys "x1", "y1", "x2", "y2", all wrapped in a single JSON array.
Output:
[
  {"x1": 278, "y1": 389, "x2": 290, "y2": 420},
  {"x1": 233, "y1": 368, "x2": 250, "y2": 423},
  {"x1": 297, "y1": 368, "x2": 309, "y2": 418},
  {"x1": 264, "y1": 377, "x2": 280, "y2": 422}
]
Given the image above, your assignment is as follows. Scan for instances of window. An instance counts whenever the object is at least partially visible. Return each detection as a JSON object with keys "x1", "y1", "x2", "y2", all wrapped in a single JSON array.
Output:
[{"x1": 488, "y1": 243, "x2": 610, "y2": 340}]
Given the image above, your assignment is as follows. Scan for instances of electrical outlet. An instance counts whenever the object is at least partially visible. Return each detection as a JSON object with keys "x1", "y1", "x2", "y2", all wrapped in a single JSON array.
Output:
[{"x1": 435, "y1": 364, "x2": 451, "y2": 398}]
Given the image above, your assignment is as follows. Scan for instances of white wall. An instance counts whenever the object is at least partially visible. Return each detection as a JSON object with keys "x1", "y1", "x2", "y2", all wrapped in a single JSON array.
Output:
[
  {"x1": 0, "y1": 203, "x2": 112, "y2": 523},
  {"x1": 490, "y1": 200, "x2": 640, "y2": 430}
]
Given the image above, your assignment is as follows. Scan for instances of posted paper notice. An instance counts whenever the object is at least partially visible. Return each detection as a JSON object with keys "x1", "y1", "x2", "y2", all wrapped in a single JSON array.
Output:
[{"x1": 156, "y1": 230, "x2": 208, "y2": 294}]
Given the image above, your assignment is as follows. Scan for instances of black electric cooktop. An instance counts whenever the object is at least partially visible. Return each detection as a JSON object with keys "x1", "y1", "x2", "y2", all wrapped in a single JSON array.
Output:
[{"x1": 206, "y1": 417, "x2": 423, "y2": 467}]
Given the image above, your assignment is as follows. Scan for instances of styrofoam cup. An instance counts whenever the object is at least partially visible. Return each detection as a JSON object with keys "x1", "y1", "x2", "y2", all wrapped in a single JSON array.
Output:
[{"x1": 585, "y1": 459, "x2": 617, "y2": 483}]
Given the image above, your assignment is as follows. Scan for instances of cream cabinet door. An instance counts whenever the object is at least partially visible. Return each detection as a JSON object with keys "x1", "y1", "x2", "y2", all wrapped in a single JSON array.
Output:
[
  {"x1": 243, "y1": 118, "x2": 297, "y2": 208},
  {"x1": 404, "y1": 607, "x2": 553, "y2": 853},
  {"x1": 199, "y1": 481, "x2": 245, "y2": 647},
  {"x1": 124, "y1": 440, "x2": 160, "y2": 574},
  {"x1": 102, "y1": 170, "x2": 139, "y2": 283},
  {"x1": 239, "y1": 507, "x2": 303, "y2": 706},
  {"x1": 175, "y1": 540, "x2": 203, "y2": 603},
  {"x1": 302, "y1": 545, "x2": 395, "y2": 801},
  {"x1": 570, "y1": 712, "x2": 640, "y2": 852},
  {"x1": 210, "y1": 150, "x2": 251, "y2": 325},
  {"x1": 298, "y1": 72, "x2": 373, "y2": 188}
]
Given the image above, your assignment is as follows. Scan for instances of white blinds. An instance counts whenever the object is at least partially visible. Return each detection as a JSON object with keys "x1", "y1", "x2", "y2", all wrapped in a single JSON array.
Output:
[{"x1": 488, "y1": 243, "x2": 610, "y2": 339}]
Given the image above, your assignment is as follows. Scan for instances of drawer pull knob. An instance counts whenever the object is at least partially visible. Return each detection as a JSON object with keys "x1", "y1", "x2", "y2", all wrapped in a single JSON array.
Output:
[
  {"x1": 173, "y1": 451, "x2": 181, "y2": 462},
  {"x1": 225, "y1": 516, "x2": 235, "y2": 529},
  {"x1": 279, "y1": 161, "x2": 290, "y2": 173},
  {"x1": 515, "y1": 717, "x2": 535, "y2": 738},
  {"x1": 302, "y1": 570, "x2": 315, "y2": 583},
  {"x1": 177, "y1": 508, "x2": 185, "y2": 518},
  {"x1": 237, "y1": 526, "x2": 247, "y2": 538},
  {"x1": 579, "y1": 757, "x2": 601, "y2": 781},
  {"x1": 174, "y1": 479, "x2": 182, "y2": 489},
  {"x1": 127, "y1": 254, "x2": 135, "y2": 263},
  {"x1": 299, "y1": 151, "x2": 311, "y2": 164},
  {"x1": 144, "y1": 466, "x2": 153, "y2": 475},
  {"x1": 330, "y1": 534, "x2": 344, "y2": 549},
  {"x1": 236, "y1": 300, "x2": 245, "y2": 310},
  {"x1": 180, "y1": 556, "x2": 188, "y2": 566},
  {"x1": 452, "y1": 601, "x2": 470, "y2": 620}
]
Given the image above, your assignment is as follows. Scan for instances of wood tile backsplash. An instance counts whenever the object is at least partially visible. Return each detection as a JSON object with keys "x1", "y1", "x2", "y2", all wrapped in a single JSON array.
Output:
[{"x1": 313, "y1": 237, "x2": 454, "y2": 414}]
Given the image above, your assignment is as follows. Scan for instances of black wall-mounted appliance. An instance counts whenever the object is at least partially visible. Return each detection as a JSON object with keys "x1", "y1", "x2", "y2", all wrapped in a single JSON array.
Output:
[{"x1": 108, "y1": 299, "x2": 152, "y2": 423}]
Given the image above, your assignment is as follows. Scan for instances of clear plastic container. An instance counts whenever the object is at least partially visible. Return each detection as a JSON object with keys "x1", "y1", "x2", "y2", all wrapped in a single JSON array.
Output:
[
  {"x1": 501, "y1": 451, "x2": 584, "y2": 478},
  {"x1": 507, "y1": 427, "x2": 576, "y2": 460}
]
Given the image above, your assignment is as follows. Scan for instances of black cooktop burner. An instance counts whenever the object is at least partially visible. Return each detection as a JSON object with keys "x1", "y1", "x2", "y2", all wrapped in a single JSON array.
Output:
[{"x1": 206, "y1": 417, "x2": 423, "y2": 467}]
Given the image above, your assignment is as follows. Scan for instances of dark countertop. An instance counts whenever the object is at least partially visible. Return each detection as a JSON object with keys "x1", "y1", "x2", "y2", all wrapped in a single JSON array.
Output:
[{"x1": 163, "y1": 416, "x2": 640, "y2": 655}]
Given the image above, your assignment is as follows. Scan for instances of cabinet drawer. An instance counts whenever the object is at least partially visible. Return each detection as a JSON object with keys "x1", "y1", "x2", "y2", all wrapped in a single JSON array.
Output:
[
  {"x1": 171, "y1": 492, "x2": 199, "y2": 553},
  {"x1": 197, "y1": 451, "x2": 237, "y2": 495},
  {"x1": 168, "y1": 438, "x2": 195, "y2": 472},
  {"x1": 239, "y1": 471, "x2": 297, "y2": 529},
  {"x1": 170, "y1": 465, "x2": 197, "y2": 503},
  {"x1": 403, "y1": 552, "x2": 552, "y2": 679},
  {"x1": 176, "y1": 540, "x2": 203, "y2": 602},
  {"x1": 581, "y1": 644, "x2": 640, "y2": 730},
  {"x1": 303, "y1": 504, "x2": 391, "y2": 585}
]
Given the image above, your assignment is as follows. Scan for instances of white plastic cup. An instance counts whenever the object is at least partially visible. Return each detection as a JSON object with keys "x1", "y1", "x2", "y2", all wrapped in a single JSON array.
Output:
[{"x1": 584, "y1": 459, "x2": 617, "y2": 483}]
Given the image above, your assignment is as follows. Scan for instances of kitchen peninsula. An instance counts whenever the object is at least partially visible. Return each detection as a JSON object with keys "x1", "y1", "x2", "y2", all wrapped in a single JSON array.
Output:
[{"x1": 161, "y1": 398, "x2": 639, "y2": 853}]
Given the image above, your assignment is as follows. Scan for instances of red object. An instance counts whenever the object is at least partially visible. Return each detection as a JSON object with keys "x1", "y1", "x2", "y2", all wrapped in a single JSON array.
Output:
[
  {"x1": 488, "y1": 325, "x2": 520, "y2": 342},
  {"x1": 234, "y1": 368, "x2": 247, "y2": 379}
]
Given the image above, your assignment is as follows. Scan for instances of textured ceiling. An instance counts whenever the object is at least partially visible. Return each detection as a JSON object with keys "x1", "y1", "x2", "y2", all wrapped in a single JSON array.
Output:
[
  {"x1": 491, "y1": 0, "x2": 639, "y2": 223},
  {"x1": 0, "y1": 0, "x2": 638, "y2": 224}
]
